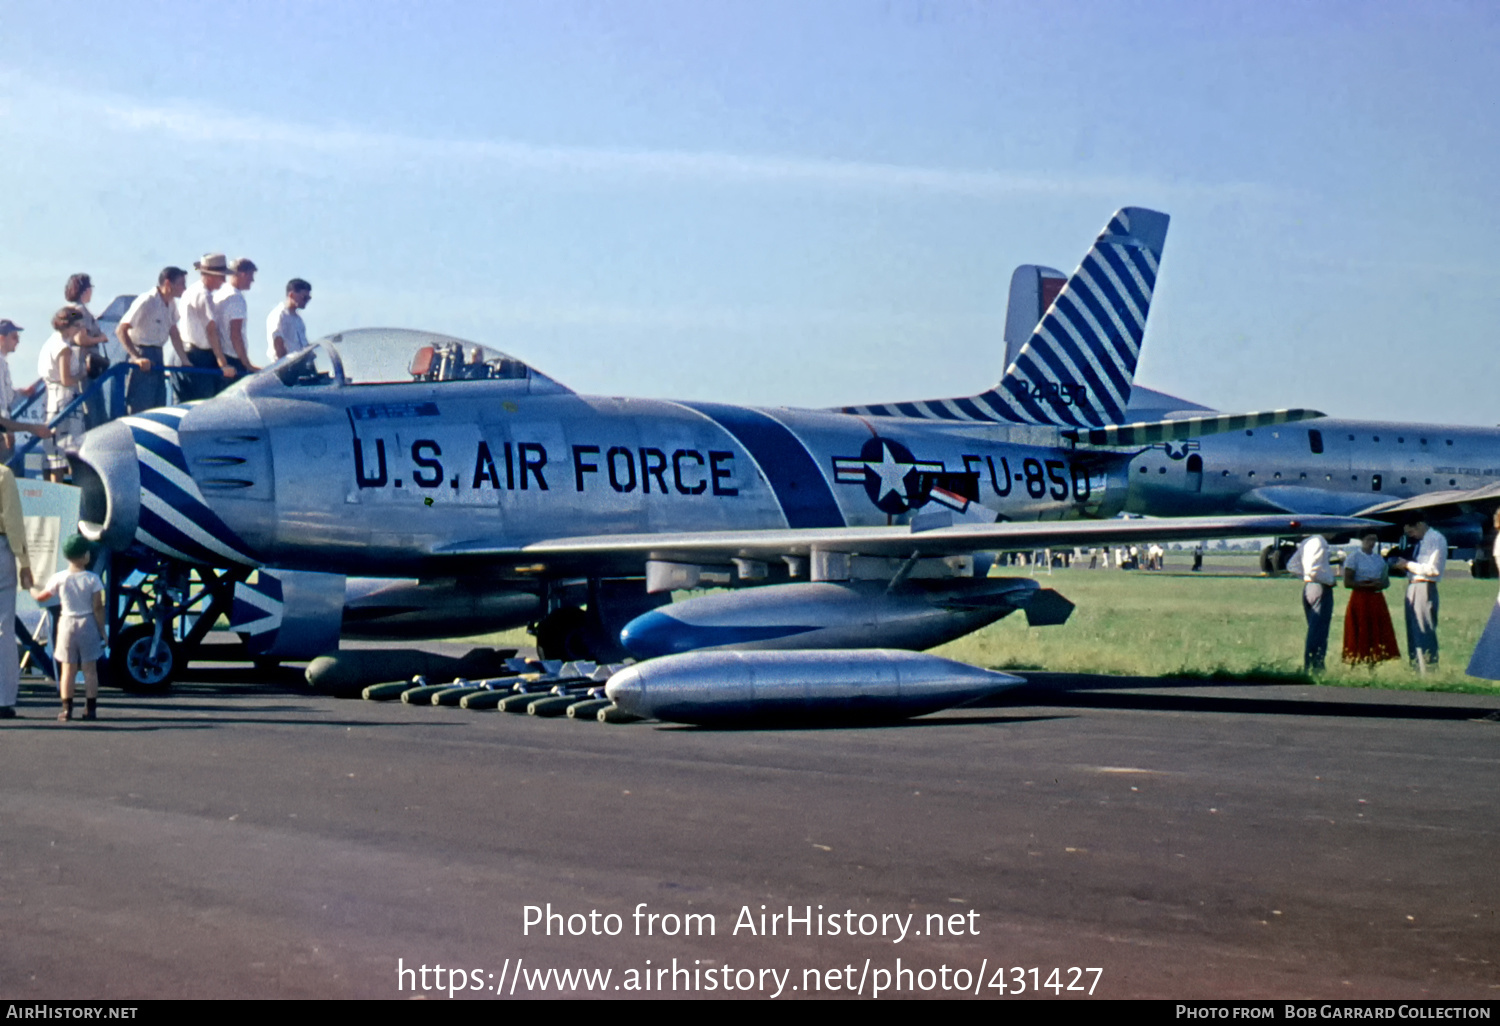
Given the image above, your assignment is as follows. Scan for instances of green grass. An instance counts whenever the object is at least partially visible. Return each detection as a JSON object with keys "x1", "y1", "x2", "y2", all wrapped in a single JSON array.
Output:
[{"x1": 935, "y1": 568, "x2": 1500, "y2": 694}]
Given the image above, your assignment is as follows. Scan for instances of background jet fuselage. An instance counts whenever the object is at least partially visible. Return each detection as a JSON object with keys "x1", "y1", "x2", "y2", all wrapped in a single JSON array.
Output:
[{"x1": 1123, "y1": 413, "x2": 1500, "y2": 549}]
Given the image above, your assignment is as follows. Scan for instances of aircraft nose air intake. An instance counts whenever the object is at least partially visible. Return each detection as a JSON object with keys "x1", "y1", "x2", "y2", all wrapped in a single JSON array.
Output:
[
  {"x1": 78, "y1": 406, "x2": 261, "y2": 566},
  {"x1": 73, "y1": 420, "x2": 141, "y2": 550}
]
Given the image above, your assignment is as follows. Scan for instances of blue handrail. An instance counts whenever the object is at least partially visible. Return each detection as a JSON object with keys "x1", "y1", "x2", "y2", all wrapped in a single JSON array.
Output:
[{"x1": 8, "y1": 363, "x2": 229, "y2": 475}]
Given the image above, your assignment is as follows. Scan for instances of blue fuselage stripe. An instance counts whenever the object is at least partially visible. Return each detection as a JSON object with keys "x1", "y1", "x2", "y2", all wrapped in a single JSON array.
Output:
[
  {"x1": 137, "y1": 505, "x2": 224, "y2": 565},
  {"x1": 680, "y1": 402, "x2": 846, "y2": 528},
  {"x1": 137, "y1": 455, "x2": 259, "y2": 564},
  {"x1": 131, "y1": 428, "x2": 193, "y2": 475}
]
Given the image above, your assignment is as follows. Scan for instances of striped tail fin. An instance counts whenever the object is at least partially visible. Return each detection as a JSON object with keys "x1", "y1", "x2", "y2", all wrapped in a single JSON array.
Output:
[{"x1": 842, "y1": 207, "x2": 1169, "y2": 428}]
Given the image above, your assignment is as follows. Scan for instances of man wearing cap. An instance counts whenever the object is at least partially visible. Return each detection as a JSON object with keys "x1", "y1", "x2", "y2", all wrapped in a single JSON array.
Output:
[
  {"x1": 212, "y1": 258, "x2": 260, "y2": 393},
  {"x1": 177, "y1": 253, "x2": 231, "y2": 402},
  {"x1": 266, "y1": 278, "x2": 312, "y2": 365},
  {"x1": 118, "y1": 267, "x2": 188, "y2": 414},
  {"x1": 1394, "y1": 518, "x2": 1447, "y2": 671},
  {"x1": 0, "y1": 320, "x2": 49, "y2": 465}
]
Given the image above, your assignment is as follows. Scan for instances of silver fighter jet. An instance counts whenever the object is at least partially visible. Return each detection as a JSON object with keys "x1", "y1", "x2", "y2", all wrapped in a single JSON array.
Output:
[{"x1": 70, "y1": 208, "x2": 1367, "y2": 689}]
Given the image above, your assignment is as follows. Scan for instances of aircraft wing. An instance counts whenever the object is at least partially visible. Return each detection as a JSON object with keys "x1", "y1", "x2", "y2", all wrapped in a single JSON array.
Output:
[
  {"x1": 1355, "y1": 482, "x2": 1500, "y2": 521},
  {"x1": 437, "y1": 513, "x2": 1376, "y2": 576}
]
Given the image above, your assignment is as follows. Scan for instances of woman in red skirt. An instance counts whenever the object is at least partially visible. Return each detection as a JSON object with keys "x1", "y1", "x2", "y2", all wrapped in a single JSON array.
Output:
[{"x1": 1343, "y1": 531, "x2": 1400, "y2": 665}]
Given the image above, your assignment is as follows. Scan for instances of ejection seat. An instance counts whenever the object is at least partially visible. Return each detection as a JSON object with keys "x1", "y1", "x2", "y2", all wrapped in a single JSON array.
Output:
[{"x1": 409, "y1": 345, "x2": 436, "y2": 381}]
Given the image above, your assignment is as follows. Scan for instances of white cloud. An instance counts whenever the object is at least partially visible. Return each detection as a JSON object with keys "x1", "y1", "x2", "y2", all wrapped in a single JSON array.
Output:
[{"x1": 1, "y1": 70, "x2": 1270, "y2": 202}]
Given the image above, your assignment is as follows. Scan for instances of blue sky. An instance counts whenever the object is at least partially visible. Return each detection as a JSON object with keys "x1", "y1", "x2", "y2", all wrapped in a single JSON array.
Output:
[{"x1": 1, "y1": 0, "x2": 1496, "y2": 422}]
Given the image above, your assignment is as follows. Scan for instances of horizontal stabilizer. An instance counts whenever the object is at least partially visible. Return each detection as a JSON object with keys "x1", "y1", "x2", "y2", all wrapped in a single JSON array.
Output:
[{"x1": 1064, "y1": 408, "x2": 1324, "y2": 447}]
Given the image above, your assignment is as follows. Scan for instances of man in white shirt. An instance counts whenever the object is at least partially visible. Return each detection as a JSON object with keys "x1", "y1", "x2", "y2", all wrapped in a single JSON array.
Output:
[
  {"x1": 266, "y1": 278, "x2": 311, "y2": 364},
  {"x1": 178, "y1": 254, "x2": 230, "y2": 402},
  {"x1": 0, "y1": 319, "x2": 48, "y2": 465},
  {"x1": 1394, "y1": 518, "x2": 1446, "y2": 670},
  {"x1": 212, "y1": 257, "x2": 260, "y2": 393},
  {"x1": 118, "y1": 267, "x2": 188, "y2": 413},
  {"x1": 1287, "y1": 533, "x2": 1336, "y2": 673}
]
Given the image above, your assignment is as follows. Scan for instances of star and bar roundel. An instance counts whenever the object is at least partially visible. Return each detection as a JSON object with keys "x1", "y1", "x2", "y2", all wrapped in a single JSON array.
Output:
[{"x1": 832, "y1": 437, "x2": 978, "y2": 515}]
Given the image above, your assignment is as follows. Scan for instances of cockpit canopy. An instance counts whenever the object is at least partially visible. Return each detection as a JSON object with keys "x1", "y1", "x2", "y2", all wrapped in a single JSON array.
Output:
[{"x1": 260, "y1": 328, "x2": 570, "y2": 394}]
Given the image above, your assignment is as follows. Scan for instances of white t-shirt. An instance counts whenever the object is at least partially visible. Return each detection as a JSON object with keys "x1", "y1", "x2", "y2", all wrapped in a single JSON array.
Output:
[
  {"x1": 1345, "y1": 548, "x2": 1387, "y2": 584},
  {"x1": 43, "y1": 568, "x2": 103, "y2": 618},
  {"x1": 178, "y1": 279, "x2": 218, "y2": 352},
  {"x1": 212, "y1": 284, "x2": 248, "y2": 359},
  {"x1": 38, "y1": 332, "x2": 83, "y2": 387},
  {"x1": 265, "y1": 305, "x2": 308, "y2": 364},
  {"x1": 40, "y1": 332, "x2": 83, "y2": 419}
]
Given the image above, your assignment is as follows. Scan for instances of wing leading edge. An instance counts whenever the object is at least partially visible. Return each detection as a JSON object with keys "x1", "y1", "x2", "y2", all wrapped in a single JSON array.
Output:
[{"x1": 435, "y1": 514, "x2": 1377, "y2": 577}]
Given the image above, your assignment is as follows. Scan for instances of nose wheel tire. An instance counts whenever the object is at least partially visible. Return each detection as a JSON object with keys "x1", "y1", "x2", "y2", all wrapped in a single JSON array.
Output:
[{"x1": 108, "y1": 623, "x2": 179, "y2": 693}]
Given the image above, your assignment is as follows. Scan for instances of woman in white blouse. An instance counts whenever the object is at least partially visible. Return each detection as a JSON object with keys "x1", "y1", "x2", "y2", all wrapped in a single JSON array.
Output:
[{"x1": 1342, "y1": 530, "x2": 1400, "y2": 665}]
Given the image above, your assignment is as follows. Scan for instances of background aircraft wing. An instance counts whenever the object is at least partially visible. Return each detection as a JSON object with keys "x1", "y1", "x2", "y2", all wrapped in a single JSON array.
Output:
[
  {"x1": 1356, "y1": 482, "x2": 1500, "y2": 522},
  {"x1": 435, "y1": 513, "x2": 1376, "y2": 576}
]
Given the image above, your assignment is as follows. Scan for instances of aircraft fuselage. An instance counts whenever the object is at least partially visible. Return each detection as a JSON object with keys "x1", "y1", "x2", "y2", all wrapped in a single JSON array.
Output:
[
  {"x1": 76, "y1": 345, "x2": 1133, "y2": 578},
  {"x1": 1126, "y1": 418, "x2": 1500, "y2": 546}
]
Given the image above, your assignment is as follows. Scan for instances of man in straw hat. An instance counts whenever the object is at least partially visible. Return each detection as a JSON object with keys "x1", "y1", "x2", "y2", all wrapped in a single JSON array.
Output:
[{"x1": 176, "y1": 253, "x2": 234, "y2": 402}]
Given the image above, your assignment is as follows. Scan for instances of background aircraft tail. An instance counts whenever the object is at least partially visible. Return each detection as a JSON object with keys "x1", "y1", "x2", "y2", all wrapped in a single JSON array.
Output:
[
  {"x1": 1002, "y1": 264, "x2": 1067, "y2": 372},
  {"x1": 844, "y1": 206, "x2": 1169, "y2": 428}
]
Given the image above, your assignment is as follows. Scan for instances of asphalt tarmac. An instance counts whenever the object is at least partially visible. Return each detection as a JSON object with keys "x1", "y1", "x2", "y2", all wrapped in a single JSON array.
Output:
[{"x1": 2, "y1": 661, "x2": 1497, "y2": 1000}]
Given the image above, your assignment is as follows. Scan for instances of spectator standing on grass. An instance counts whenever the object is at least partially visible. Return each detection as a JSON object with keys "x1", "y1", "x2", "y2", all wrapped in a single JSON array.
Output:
[
  {"x1": 1342, "y1": 530, "x2": 1399, "y2": 666},
  {"x1": 1287, "y1": 533, "x2": 1336, "y2": 673},
  {"x1": 1393, "y1": 518, "x2": 1445, "y2": 672}
]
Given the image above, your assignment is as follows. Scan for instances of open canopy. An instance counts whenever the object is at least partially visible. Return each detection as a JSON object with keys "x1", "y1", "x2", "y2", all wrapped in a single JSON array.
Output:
[{"x1": 257, "y1": 327, "x2": 571, "y2": 393}]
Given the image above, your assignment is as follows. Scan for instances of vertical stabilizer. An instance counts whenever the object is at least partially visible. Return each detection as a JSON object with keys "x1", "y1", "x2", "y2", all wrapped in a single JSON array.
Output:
[{"x1": 843, "y1": 207, "x2": 1169, "y2": 428}]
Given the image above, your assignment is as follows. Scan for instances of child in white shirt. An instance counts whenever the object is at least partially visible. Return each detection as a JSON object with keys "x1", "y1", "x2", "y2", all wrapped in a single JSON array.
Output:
[{"x1": 31, "y1": 533, "x2": 105, "y2": 721}]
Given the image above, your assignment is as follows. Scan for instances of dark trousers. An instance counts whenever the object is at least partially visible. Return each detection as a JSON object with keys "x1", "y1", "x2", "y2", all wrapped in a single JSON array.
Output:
[
  {"x1": 126, "y1": 346, "x2": 166, "y2": 413},
  {"x1": 179, "y1": 348, "x2": 223, "y2": 401},
  {"x1": 1405, "y1": 581, "x2": 1439, "y2": 668},
  {"x1": 1303, "y1": 582, "x2": 1333, "y2": 672}
]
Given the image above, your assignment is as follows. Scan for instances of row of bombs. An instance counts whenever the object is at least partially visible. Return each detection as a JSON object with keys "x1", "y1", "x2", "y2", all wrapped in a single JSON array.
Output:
[{"x1": 361, "y1": 657, "x2": 643, "y2": 723}]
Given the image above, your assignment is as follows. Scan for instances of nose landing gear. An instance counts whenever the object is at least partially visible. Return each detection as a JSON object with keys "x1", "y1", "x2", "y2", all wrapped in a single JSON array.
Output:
[{"x1": 101, "y1": 554, "x2": 251, "y2": 692}]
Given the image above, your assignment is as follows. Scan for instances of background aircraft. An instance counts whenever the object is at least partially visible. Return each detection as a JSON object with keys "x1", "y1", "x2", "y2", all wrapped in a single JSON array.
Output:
[
  {"x1": 69, "y1": 209, "x2": 1362, "y2": 688},
  {"x1": 995, "y1": 264, "x2": 1500, "y2": 575}
]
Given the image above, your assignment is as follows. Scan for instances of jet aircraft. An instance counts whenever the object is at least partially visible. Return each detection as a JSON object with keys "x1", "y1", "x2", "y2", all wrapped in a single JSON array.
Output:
[
  {"x1": 980, "y1": 263, "x2": 1500, "y2": 573},
  {"x1": 69, "y1": 208, "x2": 1367, "y2": 690}
]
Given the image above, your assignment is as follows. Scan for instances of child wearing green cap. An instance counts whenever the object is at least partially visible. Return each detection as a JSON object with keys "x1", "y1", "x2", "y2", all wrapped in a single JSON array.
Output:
[{"x1": 30, "y1": 534, "x2": 105, "y2": 721}]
